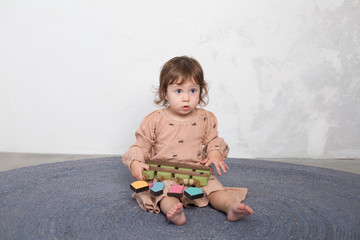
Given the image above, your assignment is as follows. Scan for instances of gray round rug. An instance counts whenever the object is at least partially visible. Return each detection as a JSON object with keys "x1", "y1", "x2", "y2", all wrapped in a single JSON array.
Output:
[{"x1": 0, "y1": 157, "x2": 359, "y2": 240}]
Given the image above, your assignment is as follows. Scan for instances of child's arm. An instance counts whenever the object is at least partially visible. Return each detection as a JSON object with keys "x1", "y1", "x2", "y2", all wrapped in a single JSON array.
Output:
[
  {"x1": 122, "y1": 111, "x2": 159, "y2": 179},
  {"x1": 201, "y1": 111, "x2": 230, "y2": 175}
]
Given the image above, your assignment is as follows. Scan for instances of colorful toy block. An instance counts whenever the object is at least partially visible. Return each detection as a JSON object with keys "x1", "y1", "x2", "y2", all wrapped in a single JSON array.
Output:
[
  {"x1": 167, "y1": 185, "x2": 184, "y2": 198},
  {"x1": 150, "y1": 182, "x2": 165, "y2": 196},
  {"x1": 130, "y1": 181, "x2": 149, "y2": 193},
  {"x1": 184, "y1": 187, "x2": 204, "y2": 200}
]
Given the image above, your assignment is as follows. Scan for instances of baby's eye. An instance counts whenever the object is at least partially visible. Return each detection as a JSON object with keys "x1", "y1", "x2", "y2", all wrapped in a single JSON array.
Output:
[
  {"x1": 175, "y1": 89, "x2": 182, "y2": 94},
  {"x1": 190, "y1": 89, "x2": 197, "y2": 93}
]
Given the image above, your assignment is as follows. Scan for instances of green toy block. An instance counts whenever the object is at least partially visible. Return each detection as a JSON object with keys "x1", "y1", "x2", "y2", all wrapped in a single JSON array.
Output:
[
  {"x1": 142, "y1": 164, "x2": 157, "y2": 180},
  {"x1": 192, "y1": 169, "x2": 211, "y2": 186},
  {"x1": 156, "y1": 165, "x2": 174, "y2": 180},
  {"x1": 174, "y1": 168, "x2": 192, "y2": 180}
]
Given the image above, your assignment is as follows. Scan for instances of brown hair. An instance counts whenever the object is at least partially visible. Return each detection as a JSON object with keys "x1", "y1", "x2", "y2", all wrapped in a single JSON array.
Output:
[{"x1": 155, "y1": 56, "x2": 209, "y2": 106}]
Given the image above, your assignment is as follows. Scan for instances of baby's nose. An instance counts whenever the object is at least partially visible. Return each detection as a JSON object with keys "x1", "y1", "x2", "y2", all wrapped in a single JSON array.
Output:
[{"x1": 182, "y1": 93, "x2": 190, "y2": 101}]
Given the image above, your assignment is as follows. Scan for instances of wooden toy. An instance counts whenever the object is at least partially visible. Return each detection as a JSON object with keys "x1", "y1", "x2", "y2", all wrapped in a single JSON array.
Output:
[
  {"x1": 193, "y1": 169, "x2": 209, "y2": 186},
  {"x1": 167, "y1": 185, "x2": 184, "y2": 198},
  {"x1": 175, "y1": 167, "x2": 192, "y2": 179},
  {"x1": 183, "y1": 178, "x2": 189, "y2": 185},
  {"x1": 189, "y1": 179, "x2": 194, "y2": 185},
  {"x1": 130, "y1": 180, "x2": 149, "y2": 193},
  {"x1": 143, "y1": 164, "x2": 158, "y2": 180},
  {"x1": 150, "y1": 182, "x2": 165, "y2": 196},
  {"x1": 184, "y1": 187, "x2": 204, "y2": 200},
  {"x1": 142, "y1": 160, "x2": 211, "y2": 186},
  {"x1": 156, "y1": 165, "x2": 174, "y2": 180}
]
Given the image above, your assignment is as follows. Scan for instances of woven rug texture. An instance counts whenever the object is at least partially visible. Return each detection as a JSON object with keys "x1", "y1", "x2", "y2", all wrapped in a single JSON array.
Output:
[{"x1": 0, "y1": 157, "x2": 359, "y2": 240}]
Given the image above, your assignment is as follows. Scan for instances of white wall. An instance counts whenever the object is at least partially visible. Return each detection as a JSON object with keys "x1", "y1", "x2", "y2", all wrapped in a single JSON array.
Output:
[{"x1": 1, "y1": 0, "x2": 359, "y2": 159}]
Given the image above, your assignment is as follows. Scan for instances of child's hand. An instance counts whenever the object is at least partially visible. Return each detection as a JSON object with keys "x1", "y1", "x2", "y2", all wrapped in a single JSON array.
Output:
[
  {"x1": 130, "y1": 161, "x2": 150, "y2": 180},
  {"x1": 200, "y1": 151, "x2": 229, "y2": 176}
]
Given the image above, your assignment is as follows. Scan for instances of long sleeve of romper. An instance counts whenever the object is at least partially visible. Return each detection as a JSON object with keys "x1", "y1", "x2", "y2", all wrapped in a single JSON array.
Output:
[
  {"x1": 122, "y1": 112, "x2": 158, "y2": 169},
  {"x1": 203, "y1": 111, "x2": 229, "y2": 160}
]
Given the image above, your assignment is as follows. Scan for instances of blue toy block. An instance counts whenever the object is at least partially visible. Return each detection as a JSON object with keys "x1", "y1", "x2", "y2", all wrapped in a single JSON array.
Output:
[
  {"x1": 184, "y1": 187, "x2": 204, "y2": 200},
  {"x1": 150, "y1": 182, "x2": 165, "y2": 196}
]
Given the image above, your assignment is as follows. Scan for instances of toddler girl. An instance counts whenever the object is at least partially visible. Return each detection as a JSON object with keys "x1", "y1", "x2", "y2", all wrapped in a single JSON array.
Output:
[{"x1": 122, "y1": 56, "x2": 253, "y2": 225}]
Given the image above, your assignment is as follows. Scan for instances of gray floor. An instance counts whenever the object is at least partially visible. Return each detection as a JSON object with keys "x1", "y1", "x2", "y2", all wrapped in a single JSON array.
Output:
[{"x1": 0, "y1": 152, "x2": 360, "y2": 175}]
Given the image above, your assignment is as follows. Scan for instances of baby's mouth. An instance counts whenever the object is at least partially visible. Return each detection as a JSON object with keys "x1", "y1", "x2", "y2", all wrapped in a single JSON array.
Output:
[{"x1": 182, "y1": 106, "x2": 190, "y2": 110}]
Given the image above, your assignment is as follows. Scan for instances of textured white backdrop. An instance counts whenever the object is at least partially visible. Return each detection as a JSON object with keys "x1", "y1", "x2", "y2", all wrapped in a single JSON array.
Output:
[{"x1": 1, "y1": 0, "x2": 359, "y2": 158}]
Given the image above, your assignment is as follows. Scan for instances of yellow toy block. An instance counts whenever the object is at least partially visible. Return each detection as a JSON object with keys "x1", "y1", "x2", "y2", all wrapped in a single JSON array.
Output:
[{"x1": 130, "y1": 180, "x2": 149, "y2": 193}]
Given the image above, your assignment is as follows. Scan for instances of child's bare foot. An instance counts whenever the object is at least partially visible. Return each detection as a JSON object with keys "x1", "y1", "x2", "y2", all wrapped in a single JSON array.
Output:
[
  {"x1": 227, "y1": 202, "x2": 253, "y2": 221},
  {"x1": 167, "y1": 202, "x2": 186, "y2": 225}
]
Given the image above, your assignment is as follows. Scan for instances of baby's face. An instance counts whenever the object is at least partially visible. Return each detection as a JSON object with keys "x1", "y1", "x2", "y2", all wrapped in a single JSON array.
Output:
[{"x1": 165, "y1": 77, "x2": 200, "y2": 120}]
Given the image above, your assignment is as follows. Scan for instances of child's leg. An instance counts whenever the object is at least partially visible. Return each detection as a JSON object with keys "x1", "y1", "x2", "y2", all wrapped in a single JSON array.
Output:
[
  {"x1": 159, "y1": 197, "x2": 186, "y2": 225},
  {"x1": 208, "y1": 190, "x2": 253, "y2": 221}
]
